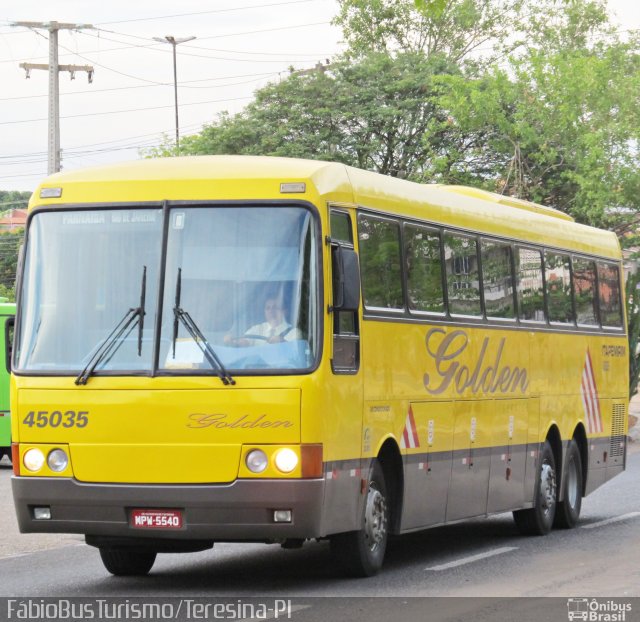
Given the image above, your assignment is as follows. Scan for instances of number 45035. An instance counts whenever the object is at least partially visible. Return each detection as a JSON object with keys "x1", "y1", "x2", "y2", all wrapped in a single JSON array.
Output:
[{"x1": 22, "y1": 410, "x2": 89, "y2": 428}]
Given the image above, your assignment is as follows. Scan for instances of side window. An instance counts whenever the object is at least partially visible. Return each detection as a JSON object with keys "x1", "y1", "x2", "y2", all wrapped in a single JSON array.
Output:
[
  {"x1": 573, "y1": 257, "x2": 598, "y2": 326},
  {"x1": 444, "y1": 232, "x2": 481, "y2": 317},
  {"x1": 404, "y1": 224, "x2": 445, "y2": 314},
  {"x1": 4, "y1": 316, "x2": 14, "y2": 373},
  {"x1": 330, "y1": 211, "x2": 352, "y2": 244},
  {"x1": 358, "y1": 214, "x2": 403, "y2": 310},
  {"x1": 515, "y1": 247, "x2": 545, "y2": 322},
  {"x1": 330, "y1": 210, "x2": 359, "y2": 374},
  {"x1": 597, "y1": 263, "x2": 623, "y2": 328},
  {"x1": 481, "y1": 240, "x2": 515, "y2": 319},
  {"x1": 545, "y1": 251, "x2": 574, "y2": 324}
]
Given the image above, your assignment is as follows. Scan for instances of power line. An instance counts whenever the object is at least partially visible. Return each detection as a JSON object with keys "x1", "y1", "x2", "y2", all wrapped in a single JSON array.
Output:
[
  {"x1": 78, "y1": 28, "x2": 330, "y2": 58},
  {"x1": 0, "y1": 71, "x2": 280, "y2": 101},
  {"x1": 0, "y1": 96, "x2": 253, "y2": 126},
  {"x1": 0, "y1": 200, "x2": 29, "y2": 207},
  {"x1": 95, "y1": 0, "x2": 319, "y2": 25}
]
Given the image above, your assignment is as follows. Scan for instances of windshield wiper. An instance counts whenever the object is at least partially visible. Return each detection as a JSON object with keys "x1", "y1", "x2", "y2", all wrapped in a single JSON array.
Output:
[
  {"x1": 75, "y1": 266, "x2": 147, "y2": 386},
  {"x1": 172, "y1": 268, "x2": 235, "y2": 386}
]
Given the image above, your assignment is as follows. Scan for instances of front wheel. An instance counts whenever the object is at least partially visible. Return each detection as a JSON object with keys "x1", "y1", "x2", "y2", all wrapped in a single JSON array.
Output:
[
  {"x1": 330, "y1": 460, "x2": 389, "y2": 577},
  {"x1": 554, "y1": 439, "x2": 583, "y2": 529},
  {"x1": 513, "y1": 440, "x2": 557, "y2": 535},
  {"x1": 99, "y1": 547, "x2": 157, "y2": 576}
]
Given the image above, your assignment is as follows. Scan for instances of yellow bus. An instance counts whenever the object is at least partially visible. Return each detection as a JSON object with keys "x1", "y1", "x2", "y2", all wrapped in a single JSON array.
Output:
[{"x1": 11, "y1": 156, "x2": 628, "y2": 577}]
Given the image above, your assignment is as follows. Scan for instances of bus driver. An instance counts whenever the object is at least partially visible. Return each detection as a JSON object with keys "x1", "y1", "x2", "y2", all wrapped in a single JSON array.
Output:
[{"x1": 224, "y1": 296, "x2": 301, "y2": 347}]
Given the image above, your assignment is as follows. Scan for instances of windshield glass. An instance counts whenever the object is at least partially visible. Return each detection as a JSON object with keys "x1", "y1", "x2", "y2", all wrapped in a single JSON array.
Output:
[
  {"x1": 16, "y1": 209, "x2": 162, "y2": 372},
  {"x1": 160, "y1": 206, "x2": 319, "y2": 372},
  {"x1": 15, "y1": 205, "x2": 319, "y2": 375}
]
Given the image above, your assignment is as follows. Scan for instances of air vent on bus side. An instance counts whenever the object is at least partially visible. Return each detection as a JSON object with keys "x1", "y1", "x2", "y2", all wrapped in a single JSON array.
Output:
[{"x1": 609, "y1": 403, "x2": 626, "y2": 458}]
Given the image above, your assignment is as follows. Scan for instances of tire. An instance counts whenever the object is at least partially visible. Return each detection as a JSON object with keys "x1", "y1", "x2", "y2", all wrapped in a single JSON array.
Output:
[
  {"x1": 554, "y1": 439, "x2": 583, "y2": 529},
  {"x1": 330, "y1": 460, "x2": 389, "y2": 577},
  {"x1": 513, "y1": 440, "x2": 557, "y2": 535},
  {"x1": 99, "y1": 547, "x2": 157, "y2": 576}
]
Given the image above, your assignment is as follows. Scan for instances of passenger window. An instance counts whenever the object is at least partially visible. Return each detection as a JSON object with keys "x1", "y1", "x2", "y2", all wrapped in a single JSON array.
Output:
[
  {"x1": 545, "y1": 251, "x2": 574, "y2": 324},
  {"x1": 358, "y1": 215, "x2": 403, "y2": 310},
  {"x1": 573, "y1": 257, "x2": 598, "y2": 326},
  {"x1": 444, "y1": 233, "x2": 481, "y2": 317},
  {"x1": 515, "y1": 248, "x2": 545, "y2": 322},
  {"x1": 404, "y1": 224, "x2": 445, "y2": 314},
  {"x1": 597, "y1": 263, "x2": 623, "y2": 328},
  {"x1": 481, "y1": 240, "x2": 515, "y2": 319}
]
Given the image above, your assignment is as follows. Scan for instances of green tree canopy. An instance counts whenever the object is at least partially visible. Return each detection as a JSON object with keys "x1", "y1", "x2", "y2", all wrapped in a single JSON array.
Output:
[{"x1": 148, "y1": 52, "x2": 462, "y2": 179}]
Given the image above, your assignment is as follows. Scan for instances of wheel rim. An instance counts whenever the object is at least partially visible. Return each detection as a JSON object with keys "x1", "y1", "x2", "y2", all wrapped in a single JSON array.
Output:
[
  {"x1": 566, "y1": 457, "x2": 578, "y2": 509},
  {"x1": 364, "y1": 482, "x2": 387, "y2": 552},
  {"x1": 539, "y1": 461, "x2": 556, "y2": 517}
]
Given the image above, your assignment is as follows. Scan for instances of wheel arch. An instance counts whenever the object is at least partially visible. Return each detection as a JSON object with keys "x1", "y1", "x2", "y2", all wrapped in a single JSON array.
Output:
[
  {"x1": 572, "y1": 422, "x2": 588, "y2": 496},
  {"x1": 377, "y1": 438, "x2": 403, "y2": 535},
  {"x1": 545, "y1": 423, "x2": 563, "y2": 491}
]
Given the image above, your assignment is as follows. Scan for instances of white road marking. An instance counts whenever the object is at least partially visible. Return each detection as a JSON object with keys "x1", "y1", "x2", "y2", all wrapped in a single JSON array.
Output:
[
  {"x1": 425, "y1": 546, "x2": 518, "y2": 571},
  {"x1": 581, "y1": 512, "x2": 640, "y2": 529}
]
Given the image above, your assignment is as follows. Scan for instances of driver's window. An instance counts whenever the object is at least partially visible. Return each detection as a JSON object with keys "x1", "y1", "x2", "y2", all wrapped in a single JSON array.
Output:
[{"x1": 331, "y1": 210, "x2": 360, "y2": 374}]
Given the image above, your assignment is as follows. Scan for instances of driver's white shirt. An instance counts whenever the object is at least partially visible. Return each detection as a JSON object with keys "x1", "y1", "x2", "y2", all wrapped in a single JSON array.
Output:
[{"x1": 244, "y1": 321, "x2": 302, "y2": 345}]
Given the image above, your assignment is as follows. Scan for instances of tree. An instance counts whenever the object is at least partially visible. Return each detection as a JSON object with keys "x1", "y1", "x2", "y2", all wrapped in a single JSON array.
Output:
[
  {"x1": 335, "y1": 0, "x2": 524, "y2": 64},
  {"x1": 148, "y1": 52, "x2": 462, "y2": 180},
  {"x1": 0, "y1": 191, "x2": 30, "y2": 210},
  {"x1": 430, "y1": 1, "x2": 640, "y2": 229},
  {"x1": 626, "y1": 270, "x2": 640, "y2": 398},
  {"x1": 0, "y1": 230, "x2": 23, "y2": 302}
]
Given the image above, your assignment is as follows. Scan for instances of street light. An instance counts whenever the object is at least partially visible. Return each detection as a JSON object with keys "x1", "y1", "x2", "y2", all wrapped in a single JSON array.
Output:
[{"x1": 153, "y1": 35, "x2": 196, "y2": 153}]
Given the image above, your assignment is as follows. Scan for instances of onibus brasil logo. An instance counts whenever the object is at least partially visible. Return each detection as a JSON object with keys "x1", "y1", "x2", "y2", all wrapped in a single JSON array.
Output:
[{"x1": 567, "y1": 599, "x2": 632, "y2": 622}]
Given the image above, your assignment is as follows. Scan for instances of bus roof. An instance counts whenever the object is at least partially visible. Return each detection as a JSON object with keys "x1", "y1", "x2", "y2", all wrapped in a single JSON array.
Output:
[{"x1": 31, "y1": 155, "x2": 620, "y2": 260}]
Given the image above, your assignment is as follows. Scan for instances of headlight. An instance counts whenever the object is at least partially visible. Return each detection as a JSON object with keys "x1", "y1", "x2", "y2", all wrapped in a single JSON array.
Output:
[
  {"x1": 246, "y1": 449, "x2": 268, "y2": 473},
  {"x1": 47, "y1": 449, "x2": 68, "y2": 472},
  {"x1": 274, "y1": 448, "x2": 298, "y2": 473},
  {"x1": 23, "y1": 448, "x2": 45, "y2": 472}
]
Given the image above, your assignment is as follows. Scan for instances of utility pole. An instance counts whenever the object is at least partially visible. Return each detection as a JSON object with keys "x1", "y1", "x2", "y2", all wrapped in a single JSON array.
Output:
[
  {"x1": 153, "y1": 35, "x2": 196, "y2": 153},
  {"x1": 12, "y1": 21, "x2": 94, "y2": 175}
]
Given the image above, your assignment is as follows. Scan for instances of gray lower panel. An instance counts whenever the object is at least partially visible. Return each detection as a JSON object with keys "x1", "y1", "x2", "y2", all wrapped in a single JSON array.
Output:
[{"x1": 12, "y1": 476, "x2": 326, "y2": 541}]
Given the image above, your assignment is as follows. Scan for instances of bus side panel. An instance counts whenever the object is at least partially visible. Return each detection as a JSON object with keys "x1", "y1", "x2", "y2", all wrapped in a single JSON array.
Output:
[
  {"x1": 315, "y1": 364, "x2": 364, "y2": 537},
  {"x1": 400, "y1": 401, "x2": 453, "y2": 530},
  {"x1": 446, "y1": 399, "x2": 491, "y2": 521},
  {"x1": 487, "y1": 398, "x2": 529, "y2": 513},
  {"x1": 0, "y1": 314, "x2": 12, "y2": 454},
  {"x1": 523, "y1": 396, "x2": 540, "y2": 507}
]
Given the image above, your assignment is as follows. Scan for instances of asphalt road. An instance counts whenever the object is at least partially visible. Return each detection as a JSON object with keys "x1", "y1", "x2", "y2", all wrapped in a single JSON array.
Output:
[{"x1": 0, "y1": 449, "x2": 639, "y2": 620}]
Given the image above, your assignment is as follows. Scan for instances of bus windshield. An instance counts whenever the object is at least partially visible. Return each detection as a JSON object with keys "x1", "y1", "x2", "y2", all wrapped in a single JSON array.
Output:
[{"x1": 16, "y1": 205, "x2": 319, "y2": 375}]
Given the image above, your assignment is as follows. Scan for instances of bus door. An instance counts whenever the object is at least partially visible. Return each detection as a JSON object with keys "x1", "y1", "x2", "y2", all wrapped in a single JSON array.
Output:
[{"x1": 321, "y1": 208, "x2": 364, "y2": 535}]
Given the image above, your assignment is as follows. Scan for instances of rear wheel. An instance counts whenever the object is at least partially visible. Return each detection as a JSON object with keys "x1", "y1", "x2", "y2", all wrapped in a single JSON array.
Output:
[
  {"x1": 99, "y1": 547, "x2": 157, "y2": 576},
  {"x1": 513, "y1": 440, "x2": 557, "y2": 535},
  {"x1": 330, "y1": 460, "x2": 389, "y2": 577},
  {"x1": 554, "y1": 439, "x2": 583, "y2": 529}
]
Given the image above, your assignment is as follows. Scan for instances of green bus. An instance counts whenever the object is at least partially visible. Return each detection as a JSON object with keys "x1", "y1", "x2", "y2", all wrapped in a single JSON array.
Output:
[{"x1": 0, "y1": 301, "x2": 15, "y2": 462}]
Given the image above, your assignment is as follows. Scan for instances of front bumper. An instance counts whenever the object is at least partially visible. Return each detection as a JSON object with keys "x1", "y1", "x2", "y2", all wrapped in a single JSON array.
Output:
[{"x1": 12, "y1": 476, "x2": 325, "y2": 541}]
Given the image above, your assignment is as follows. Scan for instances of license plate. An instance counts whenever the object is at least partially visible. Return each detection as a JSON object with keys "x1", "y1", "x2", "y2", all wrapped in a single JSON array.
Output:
[{"x1": 130, "y1": 509, "x2": 183, "y2": 529}]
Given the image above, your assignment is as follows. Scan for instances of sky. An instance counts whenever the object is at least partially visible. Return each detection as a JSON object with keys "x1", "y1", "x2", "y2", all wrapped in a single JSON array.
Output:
[{"x1": 0, "y1": 0, "x2": 638, "y2": 197}]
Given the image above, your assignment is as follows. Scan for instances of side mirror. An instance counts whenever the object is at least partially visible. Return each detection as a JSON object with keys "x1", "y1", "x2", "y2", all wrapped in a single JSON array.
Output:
[{"x1": 332, "y1": 245, "x2": 361, "y2": 312}]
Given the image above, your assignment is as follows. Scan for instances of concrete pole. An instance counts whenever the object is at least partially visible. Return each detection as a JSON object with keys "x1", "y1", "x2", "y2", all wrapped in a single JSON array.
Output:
[{"x1": 48, "y1": 23, "x2": 60, "y2": 175}]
